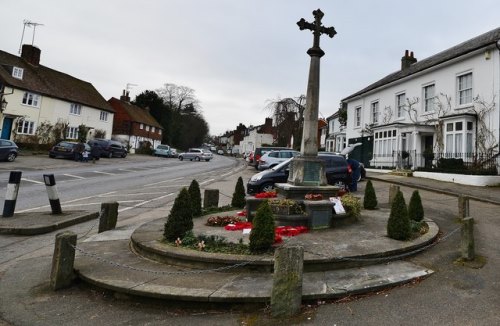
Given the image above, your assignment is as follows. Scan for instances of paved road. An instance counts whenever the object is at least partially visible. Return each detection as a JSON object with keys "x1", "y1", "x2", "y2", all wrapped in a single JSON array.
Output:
[{"x1": 1, "y1": 164, "x2": 499, "y2": 325}]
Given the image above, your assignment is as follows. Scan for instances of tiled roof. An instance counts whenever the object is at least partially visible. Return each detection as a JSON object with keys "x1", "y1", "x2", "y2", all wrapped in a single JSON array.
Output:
[
  {"x1": 342, "y1": 27, "x2": 500, "y2": 102},
  {"x1": 108, "y1": 97, "x2": 162, "y2": 128},
  {"x1": 0, "y1": 48, "x2": 113, "y2": 112}
]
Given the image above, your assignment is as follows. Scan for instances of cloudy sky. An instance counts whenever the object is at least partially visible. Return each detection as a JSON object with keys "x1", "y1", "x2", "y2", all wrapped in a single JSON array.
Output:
[{"x1": 2, "y1": 0, "x2": 499, "y2": 135}]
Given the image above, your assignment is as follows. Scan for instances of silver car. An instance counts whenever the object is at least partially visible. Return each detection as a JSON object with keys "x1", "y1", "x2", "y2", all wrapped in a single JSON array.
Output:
[
  {"x1": 178, "y1": 148, "x2": 213, "y2": 162},
  {"x1": 257, "y1": 150, "x2": 299, "y2": 170}
]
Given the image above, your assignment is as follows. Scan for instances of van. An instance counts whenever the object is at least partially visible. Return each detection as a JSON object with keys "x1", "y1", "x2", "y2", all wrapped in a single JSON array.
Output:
[{"x1": 154, "y1": 144, "x2": 172, "y2": 158}]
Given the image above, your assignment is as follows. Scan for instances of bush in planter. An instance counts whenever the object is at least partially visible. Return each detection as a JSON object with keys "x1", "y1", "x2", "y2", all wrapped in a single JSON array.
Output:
[
  {"x1": 188, "y1": 179, "x2": 202, "y2": 217},
  {"x1": 249, "y1": 200, "x2": 275, "y2": 253},
  {"x1": 408, "y1": 190, "x2": 424, "y2": 222},
  {"x1": 340, "y1": 194, "x2": 361, "y2": 219},
  {"x1": 164, "y1": 188, "x2": 194, "y2": 242},
  {"x1": 268, "y1": 198, "x2": 304, "y2": 215},
  {"x1": 387, "y1": 191, "x2": 411, "y2": 240},
  {"x1": 231, "y1": 176, "x2": 246, "y2": 208},
  {"x1": 363, "y1": 180, "x2": 378, "y2": 210}
]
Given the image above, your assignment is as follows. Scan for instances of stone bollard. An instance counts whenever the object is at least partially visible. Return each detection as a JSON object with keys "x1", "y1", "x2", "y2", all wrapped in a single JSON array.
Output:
[
  {"x1": 203, "y1": 189, "x2": 219, "y2": 209},
  {"x1": 458, "y1": 195, "x2": 470, "y2": 219},
  {"x1": 271, "y1": 245, "x2": 304, "y2": 318},
  {"x1": 461, "y1": 217, "x2": 475, "y2": 261},
  {"x1": 50, "y1": 231, "x2": 77, "y2": 290},
  {"x1": 388, "y1": 185, "x2": 400, "y2": 206},
  {"x1": 98, "y1": 202, "x2": 119, "y2": 233}
]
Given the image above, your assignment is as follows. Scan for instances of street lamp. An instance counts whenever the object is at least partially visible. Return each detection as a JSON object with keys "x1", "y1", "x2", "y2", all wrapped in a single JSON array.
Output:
[{"x1": 0, "y1": 98, "x2": 7, "y2": 112}]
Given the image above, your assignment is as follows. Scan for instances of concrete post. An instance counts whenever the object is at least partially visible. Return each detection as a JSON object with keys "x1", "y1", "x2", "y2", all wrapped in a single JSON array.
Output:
[
  {"x1": 458, "y1": 195, "x2": 470, "y2": 219},
  {"x1": 50, "y1": 231, "x2": 77, "y2": 290},
  {"x1": 2, "y1": 171, "x2": 22, "y2": 217},
  {"x1": 98, "y1": 202, "x2": 119, "y2": 233},
  {"x1": 203, "y1": 189, "x2": 219, "y2": 209},
  {"x1": 461, "y1": 217, "x2": 475, "y2": 261},
  {"x1": 44, "y1": 174, "x2": 62, "y2": 214},
  {"x1": 389, "y1": 184, "x2": 400, "y2": 206},
  {"x1": 271, "y1": 245, "x2": 304, "y2": 318}
]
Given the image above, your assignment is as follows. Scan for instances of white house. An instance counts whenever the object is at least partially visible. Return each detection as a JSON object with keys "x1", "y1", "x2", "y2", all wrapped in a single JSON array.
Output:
[
  {"x1": 325, "y1": 110, "x2": 347, "y2": 153},
  {"x1": 342, "y1": 27, "x2": 500, "y2": 171},
  {"x1": 0, "y1": 45, "x2": 114, "y2": 143},
  {"x1": 238, "y1": 118, "x2": 275, "y2": 154}
]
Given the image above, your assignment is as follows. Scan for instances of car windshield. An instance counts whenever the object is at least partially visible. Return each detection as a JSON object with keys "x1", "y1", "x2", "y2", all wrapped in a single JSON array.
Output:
[{"x1": 271, "y1": 157, "x2": 294, "y2": 171}]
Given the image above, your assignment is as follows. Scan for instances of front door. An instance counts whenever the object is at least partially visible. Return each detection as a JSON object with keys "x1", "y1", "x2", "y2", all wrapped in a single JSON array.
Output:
[{"x1": 1, "y1": 118, "x2": 13, "y2": 139}]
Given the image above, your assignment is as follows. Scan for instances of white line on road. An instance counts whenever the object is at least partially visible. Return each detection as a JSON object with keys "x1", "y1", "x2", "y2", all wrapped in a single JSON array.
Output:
[
  {"x1": 21, "y1": 178, "x2": 44, "y2": 184},
  {"x1": 118, "y1": 192, "x2": 175, "y2": 213},
  {"x1": 200, "y1": 179, "x2": 215, "y2": 185},
  {"x1": 99, "y1": 192, "x2": 171, "y2": 197},
  {"x1": 63, "y1": 173, "x2": 86, "y2": 179},
  {"x1": 118, "y1": 168, "x2": 137, "y2": 172},
  {"x1": 15, "y1": 191, "x2": 117, "y2": 213},
  {"x1": 93, "y1": 171, "x2": 116, "y2": 176}
]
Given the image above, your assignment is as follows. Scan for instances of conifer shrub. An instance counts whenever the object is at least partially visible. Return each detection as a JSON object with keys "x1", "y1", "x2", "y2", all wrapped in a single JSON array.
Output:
[
  {"x1": 249, "y1": 200, "x2": 275, "y2": 253},
  {"x1": 231, "y1": 176, "x2": 246, "y2": 208},
  {"x1": 408, "y1": 190, "x2": 424, "y2": 222},
  {"x1": 188, "y1": 179, "x2": 202, "y2": 217},
  {"x1": 164, "y1": 188, "x2": 194, "y2": 242},
  {"x1": 387, "y1": 190, "x2": 411, "y2": 240},
  {"x1": 363, "y1": 180, "x2": 378, "y2": 209}
]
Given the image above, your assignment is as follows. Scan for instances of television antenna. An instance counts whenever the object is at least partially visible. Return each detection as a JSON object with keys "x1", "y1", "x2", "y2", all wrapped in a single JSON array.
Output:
[
  {"x1": 126, "y1": 83, "x2": 138, "y2": 92},
  {"x1": 19, "y1": 20, "x2": 44, "y2": 54}
]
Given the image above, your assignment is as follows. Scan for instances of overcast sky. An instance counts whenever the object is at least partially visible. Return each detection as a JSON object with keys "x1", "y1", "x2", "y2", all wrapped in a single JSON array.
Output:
[{"x1": 2, "y1": 0, "x2": 499, "y2": 135}]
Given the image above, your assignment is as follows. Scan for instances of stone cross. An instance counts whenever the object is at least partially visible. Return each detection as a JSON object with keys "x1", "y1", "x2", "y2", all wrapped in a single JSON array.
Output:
[{"x1": 297, "y1": 9, "x2": 336, "y2": 56}]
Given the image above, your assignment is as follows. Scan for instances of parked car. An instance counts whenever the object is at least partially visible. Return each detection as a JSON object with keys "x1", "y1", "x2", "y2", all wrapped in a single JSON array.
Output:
[
  {"x1": 257, "y1": 150, "x2": 300, "y2": 170},
  {"x1": 49, "y1": 141, "x2": 92, "y2": 160},
  {"x1": 251, "y1": 146, "x2": 291, "y2": 169},
  {"x1": 153, "y1": 144, "x2": 173, "y2": 158},
  {"x1": 87, "y1": 139, "x2": 127, "y2": 158},
  {"x1": 0, "y1": 140, "x2": 19, "y2": 162},
  {"x1": 247, "y1": 153, "x2": 352, "y2": 194},
  {"x1": 178, "y1": 148, "x2": 213, "y2": 161}
]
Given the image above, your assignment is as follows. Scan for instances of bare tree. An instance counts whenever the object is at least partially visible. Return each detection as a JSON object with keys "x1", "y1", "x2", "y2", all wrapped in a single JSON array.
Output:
[
  {"x1": 382, "y1": 105, "x2": 393, "y2": 124},
  {"x1": 403, "y1": 97, "x2": 420, "y2": 123},
  {"x1": 469, "y1": 95, "x2": 497, "y2": 155},
  {"x1": 265, "y1": 95, "x2": 306, "y2": 148},
  {"x1": 155, "y1": 83, "x2": 199, "y2": 112}
]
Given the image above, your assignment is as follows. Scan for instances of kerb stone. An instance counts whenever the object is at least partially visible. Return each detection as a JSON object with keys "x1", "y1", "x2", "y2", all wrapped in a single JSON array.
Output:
[
  {"x1": 50, "y1": 231, "x2": 77, "y2": 290},
  {"x1": 98, "y1": 202, "x2": 119, "y2": 233}
]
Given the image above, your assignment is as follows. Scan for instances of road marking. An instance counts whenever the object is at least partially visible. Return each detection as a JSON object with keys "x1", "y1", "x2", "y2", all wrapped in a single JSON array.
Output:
[
  {"x1": 170, "y1": 177, "x2": 184, "y2": 182},
  {"x1": 145, "y1": 179, "x2": 172, "y2": 186},
  {"x1": 21, "y1": 178, "x2": 44, "y2": 184},
  {"x1": 143, "y1": 184, "x2": 188, "y2": 189},
  {"x1": 99, "y1": 192, "x2": 170, "y2": 197},
  {"x1": 15, "y1": 191, "x2": 117, "y2": 213},
  {"x1": 63, "y1": 173, "x2": 86, "y2": 179},
  {"x1": 118, "y1": 192, "x2": 175, "y2": 212},
  {"x1": 200, "y1": 179, "x2": 215, "y2": 185},
  {"x1": 93, "y1": 171, "x2": 116, "y2": 176},
  {"x1": 118, "y1": 168, "x2": 137, "y2": 172}
]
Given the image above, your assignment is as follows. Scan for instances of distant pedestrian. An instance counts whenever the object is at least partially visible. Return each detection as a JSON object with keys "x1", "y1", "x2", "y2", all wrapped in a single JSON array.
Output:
[
  {"x1": 90, "y1": 143, "x2": 101, "y2": 164},
  {"x1": 74, "y1": 142, "x2": 85, "y2": 161},
  {"x1": 82, "y1": 150, "x2": 89, "y2": 162},
  {"x1": 347, "y1": 157, "x2": 361, "y2": 192}
]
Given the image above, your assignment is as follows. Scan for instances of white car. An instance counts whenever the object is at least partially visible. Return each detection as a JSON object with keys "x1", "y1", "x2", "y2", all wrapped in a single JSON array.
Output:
[{"x1": 257, "y1": 150, "x2": 300, "y2": 170}]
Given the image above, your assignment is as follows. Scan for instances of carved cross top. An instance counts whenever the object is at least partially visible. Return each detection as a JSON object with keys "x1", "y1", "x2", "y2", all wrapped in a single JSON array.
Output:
[{"x1": 297, "y1": 9, "x2": 336, "y2": 49}]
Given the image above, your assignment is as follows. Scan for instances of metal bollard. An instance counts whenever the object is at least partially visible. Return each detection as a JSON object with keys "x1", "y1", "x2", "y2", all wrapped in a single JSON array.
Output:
[
  {"x1": 2, "y1": 171, "x2": 22, "y2": 217},
  {"x1": 44, "y1": 174, "x2": 62, "y2": 214}
]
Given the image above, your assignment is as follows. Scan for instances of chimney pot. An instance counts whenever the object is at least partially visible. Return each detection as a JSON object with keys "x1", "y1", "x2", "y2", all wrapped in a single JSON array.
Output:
[{"x1": 21, "y1": 44, "x2": 41, "y2": 66}]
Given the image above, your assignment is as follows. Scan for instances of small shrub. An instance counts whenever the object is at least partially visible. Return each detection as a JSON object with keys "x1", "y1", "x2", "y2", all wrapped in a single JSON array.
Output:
[
  {"x1": 206, "y1": 215, "x2": 243, "y2": 226},
  {"x1": 164, "y1": 188, "x2": 194, "y2": 242},
  {"x1": 188, "y1": 180, "x2": 202, "y2": 217},
  {"x1": 341, "y1": 194, "x2": 361, "y2": 219},
  {"x1": 408, "y1": 190, "x2": 424, "y2": 222},
  {"x1": 363, "y1": 180, "x2": 378, "y2": 209},
  {"x1": 268, "y1": 198, "x2": 304, "y2": 215},
  {"x1": 231, "y1": 176, "x2": 246, "y2": 208},
  {"x1": 387, "y1": 191, "x2": 411, "y2": 240},
  {"x1": 249, "y1": 200, "x2": 275, "y2": 253}
]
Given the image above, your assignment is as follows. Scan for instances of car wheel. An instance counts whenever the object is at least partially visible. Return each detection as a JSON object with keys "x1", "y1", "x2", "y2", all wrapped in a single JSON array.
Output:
[
  {"x1": 6, "y1": 153, "x2": 17, "y2": 162},
  {"x1": 261, "y1": 183, "x2": 275, "y2": 193},
  {"x1": 49, "y1": 154, "x2": 56, "y2": 158},
  {"x1": 179, "y1": 156, "x2": 184, "y2": 161},
  {"x1": 205, "y1": 159, "x2": 210, "y2": 162},
  {"x1": 195, "y1": 156, "x2": 200, "y2": 161},
  {"x1": 108, "y1": 152, "x2": 113, "y2": 158},
  {"x1": 121, "y1": 153, "x2": 127, "y2": 158}
]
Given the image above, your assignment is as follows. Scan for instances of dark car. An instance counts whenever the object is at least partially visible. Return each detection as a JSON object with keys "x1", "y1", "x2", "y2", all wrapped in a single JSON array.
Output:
[
  {"x1": 251, "y1": 146, "x2": 291, "y2": 169},
  {"x1": 0, "y1": 140, "x2": 19, "y2": 162},
  {"x1": 247, "y1": 153, "x2": 352, "y2": 194},
  {"x1": 87, "y1": 139, "x2": 127, "y2": 158},
  {"x1": 49, "y1": 141, "x2": 91, "y2": 159}
]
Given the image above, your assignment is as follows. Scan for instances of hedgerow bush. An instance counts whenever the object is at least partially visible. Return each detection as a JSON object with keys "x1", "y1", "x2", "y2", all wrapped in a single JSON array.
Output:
[
  {"x1": 249, "y1": 201, "x2": 275, "y2": 253},
  {"x1": 164, "y1": 188, "x2": 194, "y2": 242},
  {"x1": 231, "y1": 176, "x2": 246, "y2": 208},
  {"x1": 387, "y1": 190, "x2": 411, "y2": 240}
]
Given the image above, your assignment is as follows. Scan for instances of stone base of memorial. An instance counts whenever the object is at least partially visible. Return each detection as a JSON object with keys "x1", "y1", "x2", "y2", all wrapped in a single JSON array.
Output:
[{"x1": 245, "y1": 196, "x2": 267, "y2": 222}]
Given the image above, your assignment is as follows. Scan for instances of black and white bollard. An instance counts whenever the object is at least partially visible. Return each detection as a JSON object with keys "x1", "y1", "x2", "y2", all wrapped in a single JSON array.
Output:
[
  {"x1": 2, "y1": 171, "x2": 22, "y2": 217},
  {"x1": 44, "y1": 174, "x2": 62, "y2": 214}
]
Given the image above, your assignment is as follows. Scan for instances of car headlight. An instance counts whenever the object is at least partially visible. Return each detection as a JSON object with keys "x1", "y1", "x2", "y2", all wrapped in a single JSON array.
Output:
[{"x1": 250, "y1": 174, "x2": 262, "y2": 182}]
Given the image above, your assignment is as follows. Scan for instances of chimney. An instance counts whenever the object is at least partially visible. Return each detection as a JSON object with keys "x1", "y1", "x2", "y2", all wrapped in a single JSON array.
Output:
[
  {"x1": 21, "y1": 44, "x2": 41, "y2": 66},
  {"x1": 120, "y1": 90, "x2": 131, "y2": 102},
  {"x1": 401, "y1": 50, "x2": 417, "y2": 70}
]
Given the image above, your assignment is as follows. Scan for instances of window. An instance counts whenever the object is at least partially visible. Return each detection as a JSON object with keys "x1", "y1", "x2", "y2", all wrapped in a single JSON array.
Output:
[
  {"x1": 12, "y1": 67, "x2": 24, "y2": 79},
  {"x1": 423, "y1": 84, "x2": 435, "y2": 112},
  {"x1": 396, "y1": 93, "x2": 405, "y2": 118},
  {"x1": 22, "y1": 92, "x2": 40, "y2": 108},
  {"x1": 158, "y1": 129, "x2": 162, "y2": 135},
  {"x1": 139, "y1": 123, "x2": 144, "y2": 129},
  {"x1": 152, "y1": 127, "x2": 155, "y2": 132},
  {"x1": 458, "y1": 73, "x2": 472, "y2": 105},
  {"x1": 371, "y1": 101, "x2": 379, "y2": 124},
  {"x1": 355, "y1": 107, "x2": 361, "y2": 127},
  {"x1": 70, "y1": 103, "x2": 81, "y2": 115},
  {"x1": 17, "y1": 120, "x2": 35, "y2": 135},
  {"x1": 146, "y1": 125, "x2": 150, "y2": 131},
  {"x1": 66, "y1": 126, "x2": 79, "y2": 139},
  {"x1": 445, "y1": 120, "x2": 474, "y2": 155},
  {"x1": 100, "y1": 111, "x2": 108, "y2": 122},
  {"x1": 373, "y1": 129, "x2": 397, "y2": 157}
]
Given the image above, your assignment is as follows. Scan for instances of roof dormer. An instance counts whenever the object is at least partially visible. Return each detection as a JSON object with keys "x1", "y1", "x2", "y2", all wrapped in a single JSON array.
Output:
[{"x1": 12, "y1": 66, "x2": 24, "y2": 80}]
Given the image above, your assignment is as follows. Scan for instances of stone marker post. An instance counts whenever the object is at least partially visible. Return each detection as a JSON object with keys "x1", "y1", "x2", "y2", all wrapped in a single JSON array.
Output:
[
  {"x1": 98, "y1": 202, "x2": 119, "y2": 233},
  {"x1": 50, "y1": 231, "x2": 77, "y2": 290},
  {"x1": 271, "y1": 245, "x2": 304, "y2": 318},
  {"x1": 2, "y1": 171, "x2": 22, "y2": 217},
  {"x1": 461, "y1": 217, "x2": 475, "y2": 260},
  {"x1": 389, "y1": 184, "x2": 400, "y2": 206},
  {"x1": 458, "y1": 195, "x2": 470, "y2": 219},
  {"x1": 203, "y1": 189, "x2": 219, "y2": 209}
]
